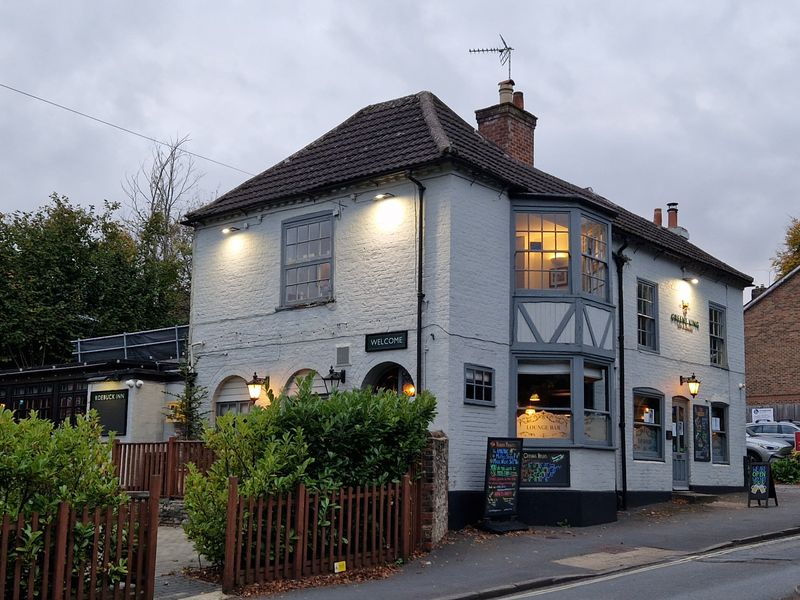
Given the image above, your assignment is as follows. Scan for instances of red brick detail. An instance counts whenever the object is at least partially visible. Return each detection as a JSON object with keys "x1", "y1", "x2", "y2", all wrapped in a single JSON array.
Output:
[
  {"x1": 475, "y1": 103, "x2": 537, "y2": 167},
  {"x1": 745, "y1": 271, "x2": 800, "y2": 408}
]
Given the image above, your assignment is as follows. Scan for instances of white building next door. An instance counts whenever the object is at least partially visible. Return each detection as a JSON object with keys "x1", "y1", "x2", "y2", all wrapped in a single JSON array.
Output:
[{"x1": 672, "y1": 399, "x2": 689, "y2": 489}]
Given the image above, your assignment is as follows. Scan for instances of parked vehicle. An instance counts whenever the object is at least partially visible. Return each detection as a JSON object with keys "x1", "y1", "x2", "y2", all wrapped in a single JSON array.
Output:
[
  {"x1": 746, "y1": 433, "x2": 793, "y2": 462},
  {"x1": 745, "y1": 421, "x2": 800, "y2": 449}
]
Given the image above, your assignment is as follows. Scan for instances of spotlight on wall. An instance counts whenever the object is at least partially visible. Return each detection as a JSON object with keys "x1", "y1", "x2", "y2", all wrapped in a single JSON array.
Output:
[
  {"x1": 373, "y1": 192, "x2": 395, "y2": 201},
  {"x1": 125, "y1": 379, "x2": 144, "y2": 389},
  {"x1": 682, "y1": 277, "x2": 699, "y2": 285},
  {"x1": 222, "y1": 226, "x2": 241, "y2": 234},
  {"x1": 680, "y1": 373, "x2": 701, "y2": 398}
]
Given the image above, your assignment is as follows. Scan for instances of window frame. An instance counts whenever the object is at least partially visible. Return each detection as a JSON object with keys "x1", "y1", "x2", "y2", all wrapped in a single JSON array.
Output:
[
  {"x1": 711, "y1": 403, "x2": 729, "y2": 464},
  {"x1": 280, "y1": 211, "x2": 334, "y2": 308},
  {"x1": 583, "y1": 363, "x2": 612, "y2": 445},
  {"x1": 464, "y1": 364, "x2": 495, "y2": 407},
  {"x1": 632, "y1": 388, "x2": 665, "y2": 461},
  {"x1": 709, "y1": 303, "x2": 727, "y2": 367},
  {"x1": 514, "y1": 211, "x2": 572, "y2": 294},
  {"x1": 636, "y1": 279, "x2": 659, "y2": 352},
  {"x1": 580, "y1": 216, "x2": 609, "y2": 299}
]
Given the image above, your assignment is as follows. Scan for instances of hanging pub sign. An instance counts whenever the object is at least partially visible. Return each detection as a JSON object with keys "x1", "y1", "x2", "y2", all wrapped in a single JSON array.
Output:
[
  {"x1": 521, "y1": 450, "x2": 570, "y2": 487},
  {"x1": 483, "y1": 437, "x2": 523, "y2": 519},
  {"x1": 693, "y1": 405, "x2": 710, "y2": 462},
  {"x1": 748, "y1": 462, "x2": 778, "y2": 507},
  {"x1": 365, "y1": 331, "x2": 408, "y2": 352}
]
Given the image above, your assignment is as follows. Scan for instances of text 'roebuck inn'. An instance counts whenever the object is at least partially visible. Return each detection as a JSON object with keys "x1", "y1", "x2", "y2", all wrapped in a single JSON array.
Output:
[{"x1": 184, "y1": 81, "x2": 751, "y2": 526}]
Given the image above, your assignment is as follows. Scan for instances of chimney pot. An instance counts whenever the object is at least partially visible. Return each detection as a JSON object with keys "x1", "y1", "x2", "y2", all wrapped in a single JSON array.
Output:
[
  {"x1": 498, "y1": 79, "x2": 515, "y2": 104},
  {"x1": 751, "y1": 285, "x2": 768, "y2": 302},
  {"x1": 513, "y1": 91, "x2": 524, "y2": 109},
  {"x1": 667, "y1": 203, "x2": 678, "y2": 229},
  {"x1": 654, "y1": 208, "x2": 663, "y2": 227}
]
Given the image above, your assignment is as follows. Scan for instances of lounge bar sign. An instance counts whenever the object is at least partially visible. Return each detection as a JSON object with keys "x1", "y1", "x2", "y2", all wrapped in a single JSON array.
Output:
[{"x1": 365, "y1": 331, "x2": 408, "y2": 352}]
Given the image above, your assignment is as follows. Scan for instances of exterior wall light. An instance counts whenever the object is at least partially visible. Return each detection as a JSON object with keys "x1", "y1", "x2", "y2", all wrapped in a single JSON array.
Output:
[
  {"x1": 402, "y1": 382, "x2": 416, "y2": 397},
  {"x1": 322, "y1": 366, "x2": 346, "y2": 394},
  {"x1": 221, "y1": 226, "x2": 240, "y2": 234},
  {"x1": 247, "y1": 372, "x2": 264, "y2": 401},
  {"x1": 125, "y1": 379, "x2": 144, "y2": 389},
  {"x1": 373, "y1": 192, "x2": 395, "y2": 201},
  {"x1": 682, "y1": 277, "x2": 699, "y2": 285},
  {"x1": 680, "y1": 373, "x2": 701, "y2": 398}
]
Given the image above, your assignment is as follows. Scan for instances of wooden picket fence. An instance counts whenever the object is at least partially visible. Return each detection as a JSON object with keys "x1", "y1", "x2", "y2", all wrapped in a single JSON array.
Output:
[
  {"x1": 0, "y1": 476, "x2": 161, "y2": 600},
  {"x1": 112, "y1": 438, "x2": 214, "y2": 498},
  {"x1": 222, "y1": 474, "x2": 420, "y2": 592}
]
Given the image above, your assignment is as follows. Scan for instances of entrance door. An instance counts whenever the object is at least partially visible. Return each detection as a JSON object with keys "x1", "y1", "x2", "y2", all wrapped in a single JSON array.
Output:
[{"x1": 672, "y1": 399, "x2": 689, "y2": 489}]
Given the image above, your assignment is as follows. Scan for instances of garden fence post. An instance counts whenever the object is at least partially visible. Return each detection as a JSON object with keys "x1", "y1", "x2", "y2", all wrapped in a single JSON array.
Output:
[
  {"x1": 165, "y1": 437, "x2": 177, "y2": 498},
  {"x1": 51, "y1": 501, "x2": 70, "y2": 600},
  {"x1": 223, "y1": 477, "x2": 239, "y2": 593},
  {"x1": 145, "y1": 475, "x2": 162, "y2": 600},
  {"x1": 293, "y1": 484, "x2": 307, "y2": 578},
  {"x1": 400, "y1": 474, "x2": 412, "y2": 560},
  {"x1": 111, "y1": 438, "x2": 121, "y2": 478}
]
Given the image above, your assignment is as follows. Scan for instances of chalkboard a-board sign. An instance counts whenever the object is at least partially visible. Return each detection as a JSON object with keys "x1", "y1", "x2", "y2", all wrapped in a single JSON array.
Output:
[
  {"x1": 483, "y1": 437, "x2": 523, "y2": 518},
  {"x1": 521, "y1": 451, "x2": 570, "y2": 487},
  {"x1": 693, "y1": 405, "x2": 710, "y2": 462},
  {"x1": 748, "y1": 461, "x2": 778, "y2": 507}
]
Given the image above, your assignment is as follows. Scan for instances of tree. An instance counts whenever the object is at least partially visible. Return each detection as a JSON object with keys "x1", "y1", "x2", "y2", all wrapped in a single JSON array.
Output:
[
  {"x1": 772, "y1": 216, "x2": 800, "y2": 279},
  {"x1": 165, "y1": 360, "x2": 209, "y2": 440},
  {"x1": 0, "y1": 195, "x2": 142, "y2": 368},
  {"x1": 122, "y1": 137, "x2": 200, "y2": 326}
]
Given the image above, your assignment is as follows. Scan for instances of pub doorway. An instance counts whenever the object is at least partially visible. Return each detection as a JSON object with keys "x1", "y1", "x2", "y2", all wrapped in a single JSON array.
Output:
[
  {"x1": 362, "y1": 362, "x2": 416, "y2": 397},
  {"x1": 672, "y1": 397, "x2": 690, "y2": 490}
]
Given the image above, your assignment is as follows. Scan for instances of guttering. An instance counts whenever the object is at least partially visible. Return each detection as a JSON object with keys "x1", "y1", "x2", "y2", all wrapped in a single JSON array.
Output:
[
  {"x1": 407, "y1": 173, "x2": 426, "y2": 391},
  {"x1": 613, "y1": 239, "x2": 630, "y2": 511}
]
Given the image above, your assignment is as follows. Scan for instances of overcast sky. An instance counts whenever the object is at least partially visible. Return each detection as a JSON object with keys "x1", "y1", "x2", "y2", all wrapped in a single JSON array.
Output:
[{"x1": 2, "y1": 1, "x2": 798, "y2": 289}]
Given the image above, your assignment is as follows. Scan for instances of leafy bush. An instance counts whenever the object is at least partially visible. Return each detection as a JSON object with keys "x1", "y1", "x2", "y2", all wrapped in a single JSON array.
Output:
[
  {"x1": 771, "y1": 452, "x2": 800, "y2": 484},
  {"x1": 0, "y1": 408, "x2": 125, "y2": 517},
  {"x1": 183, "y1": 378, "x2": 436, "y2": 565}
]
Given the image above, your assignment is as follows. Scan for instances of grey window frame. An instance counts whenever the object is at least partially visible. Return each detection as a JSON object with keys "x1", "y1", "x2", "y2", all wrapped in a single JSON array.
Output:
[
  {"x1": 280, "y1": 211, "x2": 334, "y2": 308},
  {"x1": 464, "y1": 364, "x2": 495, "y2": 407},
  {"x1": 580, "y1": 216, "x2": 609, "y2": 299},
  {"x1": 637, "y1": 279, "x2": 658, "y2": 352},
  {"x1": 709, "y1": 303, "x2": 727, "y2": 367},
  {"x1": 711, "y1": 403, "x2": 729, "y2": 464},
  {"x1": 583, "y1": 363, "x2": 612, "y2": 446},
  {"x1": 514, "y1": 211, "x2": 572, "y2": 293},
  {"x1": 633, "y1": 388, "x2": 665, "y2": 461},
  {"x1": 215, "y1": 399, "x2": 252, "y2": 417}
]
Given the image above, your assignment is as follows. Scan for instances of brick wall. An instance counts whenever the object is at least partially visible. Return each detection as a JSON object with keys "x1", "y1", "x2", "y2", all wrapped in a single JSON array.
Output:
[
  {"x1": 744, "y1": 271, "x2": 800, "y2": 408},
  {"x1": 419, "y1": 431, "x2": 448, "y2": 549},
  {"x1": 475, "y1": 104, "x2": 537, "y2": 166}
]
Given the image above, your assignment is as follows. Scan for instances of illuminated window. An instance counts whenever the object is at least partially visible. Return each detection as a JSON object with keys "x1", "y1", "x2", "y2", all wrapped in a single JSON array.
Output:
[
  {"x1": 584, "y1": 365, "x2": 611, "y2": 443},
  {"x1": 633, "y1": 391, "x2": 663, "y2": 460},
  {"x1": 709, "y1": 305, "x2": 727, "y2": 367},
  {"x1": 516, "y1": 362, "x2": 572, "y2": 440},
  {"x1": 282, "y1": 214, "x2": 333, "y2": 306},
  {"x1": 515, "y1": 213, "x2": 570, "y2": 291},
  {"x1": 581, "y1": 217, "x2": 608, "y2": 297}
]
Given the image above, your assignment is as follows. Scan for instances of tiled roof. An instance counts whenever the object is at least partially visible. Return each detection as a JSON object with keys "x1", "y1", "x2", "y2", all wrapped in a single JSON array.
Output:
[{"x1": 186, "y1": 92, "x2": 751, "y2": 285}]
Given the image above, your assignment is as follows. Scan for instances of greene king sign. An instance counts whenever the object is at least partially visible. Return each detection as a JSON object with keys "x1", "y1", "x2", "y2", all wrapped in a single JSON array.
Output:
[{"x1": 365, "y1": 331, "x2": 408, "y2": 352}]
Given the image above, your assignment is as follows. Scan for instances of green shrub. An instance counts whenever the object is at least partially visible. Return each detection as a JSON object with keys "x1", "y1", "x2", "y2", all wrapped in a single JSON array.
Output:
[
  {"x1": 183, "y1": 378, "x2": 436, "y2": 565},
  {"x1": 771, "y1": 452, "x2": 800, "y2": 484},
  {"x1": 0, "y1": 408, "x2": 124, "y2": 517}
]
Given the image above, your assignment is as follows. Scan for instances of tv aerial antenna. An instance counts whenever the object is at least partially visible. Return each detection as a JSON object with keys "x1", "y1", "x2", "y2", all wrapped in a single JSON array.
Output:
[{"x1": 469, "y1": 34, "x2": 514, "y2": 80}]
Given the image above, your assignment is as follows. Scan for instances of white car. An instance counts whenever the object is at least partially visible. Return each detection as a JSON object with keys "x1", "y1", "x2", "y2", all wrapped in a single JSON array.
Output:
[{"x1": 746, "y1": 433, "x2": 793, "y2": 463}]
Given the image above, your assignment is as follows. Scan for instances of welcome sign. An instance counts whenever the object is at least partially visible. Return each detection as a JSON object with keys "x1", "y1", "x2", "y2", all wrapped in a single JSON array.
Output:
[{"x1": 365, "y1": 331, "x2": 408, "y2": 352}]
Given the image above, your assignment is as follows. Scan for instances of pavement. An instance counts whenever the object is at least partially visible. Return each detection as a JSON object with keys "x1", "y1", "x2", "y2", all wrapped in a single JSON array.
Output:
[{"x1": 156, "y1": 485, "x2": 800, "y2": 599}]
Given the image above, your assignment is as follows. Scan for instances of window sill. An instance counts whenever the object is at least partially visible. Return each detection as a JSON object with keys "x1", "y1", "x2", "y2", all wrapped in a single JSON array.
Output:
[
  {"x1": 633, "y1": 457, "x2": 665, "y2": 463},
  {"x1": 637, "y1": 346, "x2": 660, "y2": 355},
  {"x1": 710, "y1": 363, "x2": 729, "y2": 371},
  {"x1": 276, "y1": 298, "x2": 335, "y2": 312},
  {"x1": 464, "y1": 399, "x2": 495, "y2": 408},
  {"x1": 712, "y1": 461, "x2": 730, "y2": 466}
]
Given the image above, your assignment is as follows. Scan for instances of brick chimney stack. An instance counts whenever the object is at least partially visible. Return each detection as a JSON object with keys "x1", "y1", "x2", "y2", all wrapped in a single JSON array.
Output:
[
  {"x1": 666, "y1": 203, "x2": 690, "y2": 239},
  {"x1": 654, "y1": 208, "x2": 663, "y2": 227},
  {"x1": 476, "y1": 80, "x2": 538, "y2": 167}
]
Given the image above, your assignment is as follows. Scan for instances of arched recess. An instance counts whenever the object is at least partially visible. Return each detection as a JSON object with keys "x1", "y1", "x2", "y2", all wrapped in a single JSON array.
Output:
[
  {"x1": 213, "y1": 376, "x2": 252, "y2": 417},
  {"x1": 362, "y1": 362, "x2": 416, "y2": 396},
  {"x1": 284, "y1": 369, "x2": 328, "y2": 397}
]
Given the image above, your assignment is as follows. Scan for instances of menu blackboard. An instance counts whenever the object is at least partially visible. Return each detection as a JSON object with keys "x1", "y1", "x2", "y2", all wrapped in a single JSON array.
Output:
[
  {"x1": 748, "y1": 461, "x2": 778, "y2": 507},
  {"x1": 521, "y1": 451, "x2": 570, "y2": 487},
  {"x1": 483, "y1": 438, "x2": 522, "y2": 518},
  {"x1": 693, "y1": 405, "x2": 710, "y2": 462}
]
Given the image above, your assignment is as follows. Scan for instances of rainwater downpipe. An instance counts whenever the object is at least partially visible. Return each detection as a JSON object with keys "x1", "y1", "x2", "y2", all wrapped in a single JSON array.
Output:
[
  {"x1": 613, "y1": 240, "x2": 630, "y2": 510},
  {"x1": 408, "y1": 174, "x2": 425, "y2": 391}
]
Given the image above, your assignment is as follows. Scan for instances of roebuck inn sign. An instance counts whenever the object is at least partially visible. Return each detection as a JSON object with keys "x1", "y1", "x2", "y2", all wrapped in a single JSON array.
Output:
[{"x1": 365, "y1": 331, "x2": 408, "y2": 352}]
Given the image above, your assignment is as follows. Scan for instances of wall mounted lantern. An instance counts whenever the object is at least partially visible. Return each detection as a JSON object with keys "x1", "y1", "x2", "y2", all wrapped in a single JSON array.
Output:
[
  {"x1": 322, "y1": 366, "x2": 346, "y2": 394},
  {"x1": 402, "y1": 382, "x2": 417, "y2": 397},
  {"x1": 680, "y1": 373, "x2": 701, "y2": 398},
  {"x1": 247, "y1": 372, "x2": 264, "y2": 401}
]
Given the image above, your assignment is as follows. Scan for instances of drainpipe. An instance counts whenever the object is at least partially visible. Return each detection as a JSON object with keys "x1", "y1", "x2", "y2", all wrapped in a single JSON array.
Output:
[
  {"x1": 613, "y1": 240, "x2": 630, "y2": 510},
  {"x1": 408, "y1": 174, "x2": 425, "y2": 391}
]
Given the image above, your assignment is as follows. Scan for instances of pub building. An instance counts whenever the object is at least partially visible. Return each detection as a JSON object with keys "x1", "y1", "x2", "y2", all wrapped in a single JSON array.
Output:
[{"x1": 184, "y1": 81, "x2": 749, "y2": 527}]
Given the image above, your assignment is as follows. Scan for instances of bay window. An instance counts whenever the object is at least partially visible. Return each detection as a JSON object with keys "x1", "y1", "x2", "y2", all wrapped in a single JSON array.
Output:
[{"x1": 515, "y1": 213, "x2": 570, "y2": 291}]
